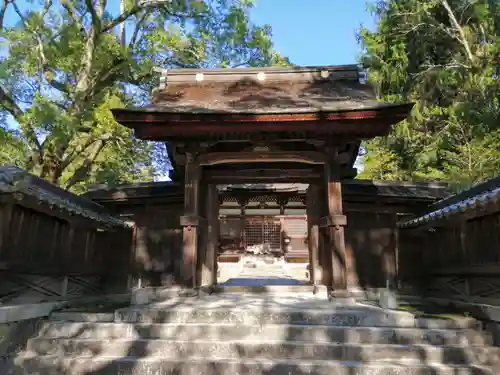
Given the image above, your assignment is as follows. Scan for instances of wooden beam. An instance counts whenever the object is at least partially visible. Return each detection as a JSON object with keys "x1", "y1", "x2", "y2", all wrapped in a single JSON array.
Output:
[
  {"x1": 116, "y1": 104, "x2": 413, "y2": 127},
  {"x1": 204, "y1": 168, "x2": 322, "y2": 184},
  {"x1": 198, "y1": 151, "x2": 327, "y2": 166}
]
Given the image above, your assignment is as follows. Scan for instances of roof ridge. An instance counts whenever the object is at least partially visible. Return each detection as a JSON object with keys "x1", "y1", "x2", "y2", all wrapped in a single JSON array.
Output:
[
  {"x1": 154, "y1": 64, "x2": 362, "y2": 76},
  {"x1": 154, "y1": 65, "x2": 364, "y2": 88}
]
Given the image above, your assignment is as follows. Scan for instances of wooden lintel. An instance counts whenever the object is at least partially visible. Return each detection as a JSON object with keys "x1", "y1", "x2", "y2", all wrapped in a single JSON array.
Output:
[
  {"x1": 204, "y1": 168, "x2": 322, "y2": 184},
  {"x1": 198, "y1": 151, "x2": 327, "y2": 166}
]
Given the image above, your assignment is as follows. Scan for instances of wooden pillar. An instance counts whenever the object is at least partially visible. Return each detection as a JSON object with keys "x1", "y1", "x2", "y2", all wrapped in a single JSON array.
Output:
[
  {"x1": 306, "y1": 185, "x2": 321, "y2": 288},
  {"x1": 237, "y1": 197, "x2": 248, "y2": 251},
  {"x1": 180, "y1": 151, "x2": 201, "y2": 288},
  {"x1": 322, "y1": 161, "x2": 348, "y2": 292},
  {"x1": 201, "y1": 184, "x2": 219, "y2": 287}
]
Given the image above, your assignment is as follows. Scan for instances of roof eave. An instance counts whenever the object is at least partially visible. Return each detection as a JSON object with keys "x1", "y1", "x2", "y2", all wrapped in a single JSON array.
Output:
[{"x1": 112, "y1": 102, "x2": 415, "y2": 125}]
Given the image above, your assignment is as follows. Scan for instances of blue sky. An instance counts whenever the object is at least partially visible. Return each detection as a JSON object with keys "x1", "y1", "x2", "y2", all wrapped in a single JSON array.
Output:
[{"x1": 251, "y1": 0, "x2": 375, "y2": 66}]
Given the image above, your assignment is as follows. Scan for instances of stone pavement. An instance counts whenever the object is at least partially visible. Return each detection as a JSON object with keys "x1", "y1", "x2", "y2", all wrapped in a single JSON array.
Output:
[{"x1": 218, "y1": 254, "x2": 309, "y2": 286}]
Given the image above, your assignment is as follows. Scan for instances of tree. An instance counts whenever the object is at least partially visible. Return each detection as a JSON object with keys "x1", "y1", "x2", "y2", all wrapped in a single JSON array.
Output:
[
  {"x1": 358, "y1": 0, "x2": 500, "y2": 189},
  {"x1": 0, "y1": 0, "x2": 288, "y2": 192}
]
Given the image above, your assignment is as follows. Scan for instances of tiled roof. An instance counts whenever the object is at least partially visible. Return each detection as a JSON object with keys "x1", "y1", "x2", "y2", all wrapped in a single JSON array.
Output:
[
  {"x1": 131, "y1": 65, "x2": 402, "y2": 115},
  {"x1": 343, "y1": 180, "x2": 448, "y2": 200},
  {"x1": 85, "y1": 180, "x2": 448, "y2": 202},
  {"x1": 398, "y1": 177, "x2": 500, "y2": 229},
  {"x1": 0, "y1": 166, "x2": 132, "y2": 228}
]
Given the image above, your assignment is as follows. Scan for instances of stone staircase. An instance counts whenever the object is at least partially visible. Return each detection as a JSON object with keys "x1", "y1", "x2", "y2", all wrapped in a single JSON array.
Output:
[{"x1": 8, "y1": 294, "x2": 500, "y2": 375}]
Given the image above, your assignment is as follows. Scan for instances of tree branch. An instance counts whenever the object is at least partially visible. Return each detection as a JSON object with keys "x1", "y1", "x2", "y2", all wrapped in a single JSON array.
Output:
[
  {"x1": 60, "y1": 0, "x2": 80, "y2": 26},
  {"x1": 0, "y1": 84, "x2": 43, "y2": 157},
  {"x1": 61, "y1": 132, "x2": 112, "y2": 170},
  {"x1": 129, "y1": 11, "x2": 149, "y2": 48},
  {"x1": 74, "y1": 0, "x2": 105, "y2": 105},
  {"x1": 101, "y1": 4, "x2": 147, "y2": 34},
  {"x1": 0, "y1": 85, "x2": 24, "y2": 120},
  {"x1": 440, "y1": 0, "x2": 475, "y2": 63},
  {"x1": 101, "y1": 1, "x2": 191, "y2": 34},
  {"x1": 0, "y1": 0, "x2": 11, "y2": 30},
  {"x1": 64, "y1": 138, "x2": 109, "y2": 190}
]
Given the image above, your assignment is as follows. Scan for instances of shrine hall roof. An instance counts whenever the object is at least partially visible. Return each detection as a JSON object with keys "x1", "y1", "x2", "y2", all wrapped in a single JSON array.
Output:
[{"x1": 117, "y1": 65, "x2": 410, "y2": 115}]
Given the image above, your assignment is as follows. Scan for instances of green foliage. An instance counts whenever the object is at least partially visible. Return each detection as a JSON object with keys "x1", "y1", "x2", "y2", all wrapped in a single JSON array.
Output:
[
  {"x1": 0, "y1": 0, "x2": 288, "y2": 191},
  {"x1": 358, "y1": 0, "x2": 500, "y2": 189}
]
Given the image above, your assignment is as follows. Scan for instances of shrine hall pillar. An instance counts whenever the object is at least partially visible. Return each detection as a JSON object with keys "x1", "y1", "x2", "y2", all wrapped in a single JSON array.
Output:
[
  {"x1": 321, "y1": 161, "x2": 348, "y2": 292},
  {"x1": 200, "y1": 184, "x2": 219, "y2": 287},
  {"x1": 306, "y1": 185, "x2": 322, "y2": 289},
  {"x1": 180, "y1": 151, "x2": 203, "y2": 288}
]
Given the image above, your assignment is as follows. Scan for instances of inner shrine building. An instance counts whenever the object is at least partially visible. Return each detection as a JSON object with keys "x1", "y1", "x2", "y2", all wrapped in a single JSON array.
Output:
[{"x1": 110, "y1": 64, "x2": 416, "y2": 294}]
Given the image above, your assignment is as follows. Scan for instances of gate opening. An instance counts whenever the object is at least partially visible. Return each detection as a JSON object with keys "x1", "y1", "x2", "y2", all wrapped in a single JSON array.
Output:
[{"x1": 217, "y1": 213, "x2": 310, "y2": 286}]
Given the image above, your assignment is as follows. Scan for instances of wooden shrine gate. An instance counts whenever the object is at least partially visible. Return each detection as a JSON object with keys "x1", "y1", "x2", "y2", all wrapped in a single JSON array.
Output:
[{"x1": 112, "y1": 64, "x2": 416, "y2": 290}]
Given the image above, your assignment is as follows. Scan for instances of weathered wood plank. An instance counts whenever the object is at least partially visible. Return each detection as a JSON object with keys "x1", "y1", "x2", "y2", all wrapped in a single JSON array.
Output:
[
  {"x1": 205, "y1": 168, "x2": 322, "y2": 184},
  {"x1": 198, "y1": 151, "x2": 327, "y2": 166}
]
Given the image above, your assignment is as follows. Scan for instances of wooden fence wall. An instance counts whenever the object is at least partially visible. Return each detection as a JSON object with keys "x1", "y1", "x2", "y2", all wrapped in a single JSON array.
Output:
[
  {"x1": 398, "y1": 180, "x2": 500, "y2": 302},
  {"x1": 0, "y1": 202, "x2": 133, "y2": 303},
  {"x1": 344, "y1": 211, "x2": 399, "y2": 290},
  {"x1": 104, "y1": 202, "x2": 185, "y2": 288}
]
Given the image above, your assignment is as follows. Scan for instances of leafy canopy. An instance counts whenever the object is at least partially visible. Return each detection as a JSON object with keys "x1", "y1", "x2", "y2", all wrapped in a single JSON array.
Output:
[
  {"x1": 358, "y1": 0, "x2": 500, "y2": 189},
  {"x1": 0, "y1": 0, "x2": 289, "y2": 192}
]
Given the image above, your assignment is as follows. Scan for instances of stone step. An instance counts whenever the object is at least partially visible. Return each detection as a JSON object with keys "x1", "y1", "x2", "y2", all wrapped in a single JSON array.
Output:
[
  {"x1": 38, "y1": 322, "x2": 493, "y2": 346},
  {"x1": 13, "y1": 355, "x2": 494, "y2": 375},
  {"x1": 416, "y1": 317, "x2": 483, "y2": 330},
  {"x1": 26, "y1": 338, "x2": 500, "y2": 366},
  {"x1": 114, "y1": 306, "x2": 417, "y2": 327}
]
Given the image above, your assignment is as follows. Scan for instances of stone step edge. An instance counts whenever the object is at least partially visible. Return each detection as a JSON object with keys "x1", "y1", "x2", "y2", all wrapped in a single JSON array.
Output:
[
  {"x1": 27, "y1": 337, "x2": 495, "y2": 350},
  {"x1": 16, "y1": 353, "x2": 493, "y2": 370},
  {"x1": 115, "y1": 306, "x2": 413, "y2": 315},
  {"x1": 40, "y1": 321, "x2": 484, "y2": 332}
]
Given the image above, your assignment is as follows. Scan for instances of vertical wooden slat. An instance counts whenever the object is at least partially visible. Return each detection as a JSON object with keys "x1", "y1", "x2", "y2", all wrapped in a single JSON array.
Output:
[
  {"x1": 50, "y1": 219, "x2": 59, "y2": 261},
  {"x1": 30, "y1": 213, "x2": 41, "y2": 262},
  {"x1": 66, "y1": 227, "x2": 75, "y2": 271},
  {"x1": 0, "y1": 203, "x2": 13, "y2": 259},
  {"x1": 13, "y1": 208, "x2": 25, "y2": 259}
]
